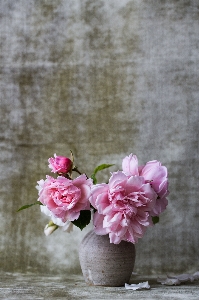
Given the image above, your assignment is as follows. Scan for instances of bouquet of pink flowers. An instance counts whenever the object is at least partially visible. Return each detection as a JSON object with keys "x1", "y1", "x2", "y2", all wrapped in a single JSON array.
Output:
[{"x1": 19, "y1": 152, "x2": 169, "y2": 244}]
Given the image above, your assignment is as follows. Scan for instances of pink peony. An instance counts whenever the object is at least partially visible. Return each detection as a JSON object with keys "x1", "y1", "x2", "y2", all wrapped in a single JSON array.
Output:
[
  {"x1": 139, "y1": 160, "x2": 169, "y2": 216},
  {"x1": 90, "y1": 171, "x2": 157, "y2": 244},
  {"x1": 48, "y1": 153, "x2": 72, "y2": 174},
  {"x1": 37, "y1": 174, "x2": 92, "y2": 222},
  {"x1": 122, "y1": 154, "x2": 169, "y2": 216},
  {"x1": 122, "y1": 154, "x2": 139, "y2": 176}
]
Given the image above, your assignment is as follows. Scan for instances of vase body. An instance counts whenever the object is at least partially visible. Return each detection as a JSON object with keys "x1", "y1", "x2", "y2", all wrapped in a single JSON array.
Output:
[{"x1": 79, "y1": 230, "x2": 136, "y2": 287}]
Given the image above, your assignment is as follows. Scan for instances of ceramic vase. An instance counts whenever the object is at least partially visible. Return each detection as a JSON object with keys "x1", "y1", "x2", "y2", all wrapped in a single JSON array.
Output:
[{"x1": 79, "y1": 230, "x2": 136, "y2": 287}]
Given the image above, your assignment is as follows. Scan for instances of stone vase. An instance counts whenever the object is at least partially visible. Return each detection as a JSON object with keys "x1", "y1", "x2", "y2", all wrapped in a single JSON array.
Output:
[{"x1": 79, "y1": 230, "x2": 136, "y2": 287}]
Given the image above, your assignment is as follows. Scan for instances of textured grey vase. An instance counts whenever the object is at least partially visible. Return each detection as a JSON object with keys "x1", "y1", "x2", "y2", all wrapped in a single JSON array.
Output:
[{"x1": 79, "y1": 230, "x2": 136, "y2": 286}]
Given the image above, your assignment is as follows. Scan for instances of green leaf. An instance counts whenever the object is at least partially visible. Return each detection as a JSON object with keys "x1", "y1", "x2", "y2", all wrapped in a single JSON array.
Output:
[
  {"x1": 71, "y1": 210, "x2": 91, "y2": 230},
  {"x1": 152, "y1": 216, "x2": 159, "y2": 225},
  {"x1": 17, "y1": 201, "x2": 43, "y2": 212},
  {"x1": 91, "y1": 164, "x2": 114, "y2": 184}
]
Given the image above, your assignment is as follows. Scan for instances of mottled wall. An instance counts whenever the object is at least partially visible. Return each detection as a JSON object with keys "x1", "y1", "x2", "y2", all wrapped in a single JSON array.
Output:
[{"x1": 0, "y1": 0, "x2": 199, "y2": 275}]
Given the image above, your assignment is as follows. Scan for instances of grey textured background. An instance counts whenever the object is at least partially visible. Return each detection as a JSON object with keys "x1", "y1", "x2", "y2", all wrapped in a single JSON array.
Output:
[{"x1": 0, "y1": 0, "x2": 199, "y2": 275}]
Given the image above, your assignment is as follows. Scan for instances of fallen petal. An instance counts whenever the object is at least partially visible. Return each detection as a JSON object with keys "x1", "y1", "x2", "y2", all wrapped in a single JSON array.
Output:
[
  {"x1": 160, "y1": 278, "x2": 181, "y2": 286},
  {"x1": 125, "y1": 281, "x2": 150, "y2": 290},
  {"x1": 171, "y1": 273, "x2": 194, "y2": 283}
]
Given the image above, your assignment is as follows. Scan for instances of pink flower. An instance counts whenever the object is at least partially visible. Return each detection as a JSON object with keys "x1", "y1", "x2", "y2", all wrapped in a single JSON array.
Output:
[
  {"x1": 122, "y1": 154, "x2": 139, "y2": 176},
  {"x1": 90, "y1": 171, "x2": 157, "y2": 244},
  {"x1": 37, "y1": 174, "x2": 92, "y2": 222},
  {"x1": 122, "y1": 154, "x2": 169, "y2": 216},
  {"x1": 140, "y1": 160, "x2": 169, "y2": 216},
  {"x1": 48, "y1": 153, "x2": 72, "y2": 174}
]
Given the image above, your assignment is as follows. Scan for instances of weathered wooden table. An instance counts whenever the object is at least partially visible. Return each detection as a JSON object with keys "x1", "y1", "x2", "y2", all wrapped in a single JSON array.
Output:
[{"x1": 0, "y1": 272, "x2": 199, "y2": 300}]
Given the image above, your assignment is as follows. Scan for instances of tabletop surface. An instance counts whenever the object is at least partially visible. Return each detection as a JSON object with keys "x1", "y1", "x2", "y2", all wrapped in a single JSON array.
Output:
[{"x1": 0, "y1": 272, "x2": 199, "y2": 300}]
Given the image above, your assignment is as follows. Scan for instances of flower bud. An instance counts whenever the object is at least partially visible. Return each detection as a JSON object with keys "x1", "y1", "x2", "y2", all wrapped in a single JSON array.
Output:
[
  {"x1": 44, "y1": 221, "x2": 58, "y2": 236},
  {"x1": 48, "y1": 153, "x2": 72, "y2": 174}
]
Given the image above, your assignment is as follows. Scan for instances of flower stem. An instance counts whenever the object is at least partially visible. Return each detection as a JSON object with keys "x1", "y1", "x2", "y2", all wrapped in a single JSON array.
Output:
[{"x1": 72, "y1": 167, "x2": 88, "y2": 179}]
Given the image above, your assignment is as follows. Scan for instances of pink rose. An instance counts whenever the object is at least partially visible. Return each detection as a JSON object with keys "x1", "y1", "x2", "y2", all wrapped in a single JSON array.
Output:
[
  {"x1": 48, "y1": 153, "x2": 72, "y2": 174},
  {"x1": 122, "y1": 154, "x2": 169, "y2": 216},
  {"x1": 37, "y1": 174, "x2": 92, "y2": 222},
  {"x1": 90, "y1": 171, "x2": 157, "y2": 244}
]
